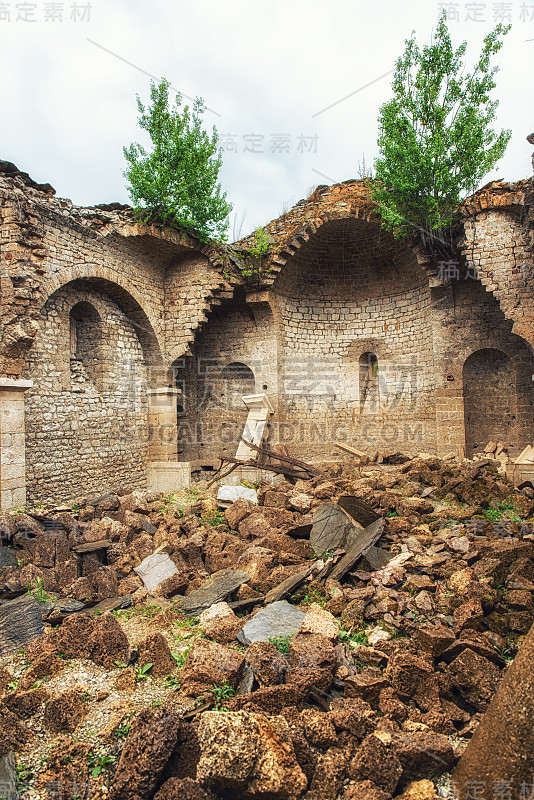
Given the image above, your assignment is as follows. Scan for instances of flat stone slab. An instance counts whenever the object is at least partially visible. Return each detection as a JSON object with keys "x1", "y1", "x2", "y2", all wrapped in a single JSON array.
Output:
[
  {"x1": 176, "y1": 569, "x2": 251, "y2": 615},
  {"x1": 88, "y1": 595, "x2": 132, "y2": 616},
  {"x1": 237, "y1": 600, "x2": 306, "y2": 646},
  {"x1": 134, "y1": 552, "x2": 178, "y2": 592},
  {"x1": 217, "y1": 485, "x2": 258, "y2": 507},
  {"x1": 0, "y1": 596, "x2": 44, "y2": 657},
  {"x1": 0, "y1": 752, "x2": 17, "y2": 799},
  {"x1": 310, "y1": 504, "x2": 361, "y2": 557},
  {"x1": 0, "y1": 547, "x2": 17, "y2": 572}
]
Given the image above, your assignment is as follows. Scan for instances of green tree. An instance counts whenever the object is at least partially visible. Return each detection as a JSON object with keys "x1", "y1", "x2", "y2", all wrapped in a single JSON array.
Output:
[
  {"x1": 123, "y1": 78, "x2": 232, "y2": 241},
  {"x1": 370, "y1": 15, "x2": 511, "y2": 242}
]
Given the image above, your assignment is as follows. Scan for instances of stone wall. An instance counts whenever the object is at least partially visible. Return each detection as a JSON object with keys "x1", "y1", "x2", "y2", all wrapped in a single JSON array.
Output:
[
  {"x1": 25, "y1": 283, "x2": 149, "y2": 503},
  {"x1": 268, "y1": 218, "x2": 436, "y2": 460},
  {"x1": 1, "y1": 161, "x2": 534, "y2": 506},
  {"x1": 176, "y1": 296, "x2": 278, "y2": 469}
]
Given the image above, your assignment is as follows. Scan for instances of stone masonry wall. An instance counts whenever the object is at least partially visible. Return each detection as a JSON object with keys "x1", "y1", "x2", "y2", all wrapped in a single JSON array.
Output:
[
  {"x1": 25, "y1": 283, "x2": 149, "y2": 503},
  {"x1": 269, "y1": 218, "x2": 437, "y2": 460},
  {"x1": 176, "y1": 298, "x2": 278, "y2": 468}
]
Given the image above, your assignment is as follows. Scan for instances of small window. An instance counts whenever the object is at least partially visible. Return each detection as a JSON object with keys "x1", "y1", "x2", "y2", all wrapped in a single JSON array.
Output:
[
  {"x1": 359, "y1": 352, "x2": 379, "y2": 410},
  {"x1": 69, "y1": 301, "x2": 102, "y2": 389}
]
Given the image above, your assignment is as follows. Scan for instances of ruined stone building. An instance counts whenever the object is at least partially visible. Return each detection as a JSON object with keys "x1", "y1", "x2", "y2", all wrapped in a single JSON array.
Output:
[{"x1": 1, "y1": 160, "x2": 533, "y2": 509}]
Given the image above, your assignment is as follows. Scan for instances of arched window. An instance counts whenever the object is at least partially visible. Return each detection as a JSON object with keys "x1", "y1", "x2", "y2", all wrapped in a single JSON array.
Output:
[
  {"x1": 69, "y1": 301, "x2": 102, "y2": 389},
  {"x1": 463, "y1": 348, "x2": 515, "y2": 457},
  {"x1": 221, "y1": 362, "x2": 255, "y2": 410},
  {"x1": 359, "y1": 352, "x2": 379, "y2": 411}
]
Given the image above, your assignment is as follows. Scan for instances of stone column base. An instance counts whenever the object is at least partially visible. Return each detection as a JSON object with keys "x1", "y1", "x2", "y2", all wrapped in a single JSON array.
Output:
[
  {"x1": 147, "y1": 461, "x2": 191, "y2": 493},
  {"x1": 0, "y1": 379, "x2": 33, "y2": 511}
]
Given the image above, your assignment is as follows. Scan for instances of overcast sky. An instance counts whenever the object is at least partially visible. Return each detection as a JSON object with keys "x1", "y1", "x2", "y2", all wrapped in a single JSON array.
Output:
[{"x1": 1, "y1": 0, "x2": 532, "y2": 238}]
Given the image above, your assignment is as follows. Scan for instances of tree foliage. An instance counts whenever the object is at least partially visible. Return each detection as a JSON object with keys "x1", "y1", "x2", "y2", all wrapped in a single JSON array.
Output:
[
  {"x1": 123, "y1": 79, "x2": 232, "y2": 241},
  {"x1": 370, "y1": 15, "x2": 511, "y2": 240}
]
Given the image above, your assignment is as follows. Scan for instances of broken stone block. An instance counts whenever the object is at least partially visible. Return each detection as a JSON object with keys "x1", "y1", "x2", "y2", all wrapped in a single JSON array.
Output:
[
  {"x1": 176, "y1": 569, "x2": 251, "y2": 615},
  {"x1": 89, "y1": 612, "x2": 129, "y2": 669},
  {"x1": 196, "y1": 711, "x2": 307, "y2": 800},
  {"x1": 110, "y1": 706, "x2": 181, "y2": 800},
  {"x1": 300, "y1": 602, "x2": 339, "y2": 642},
  {"x1": 287, "y1": 632, "x2": 337, "y2": 694},
  {"x1": 310, "y1": 504, "x2": 361, "y2": 557},
  {"x1": 245, "y1": 641, "x2": 288, "y2": 687},
  {"x1": 154, "y1": 777, "x2": 210, "y2": 800},
  {"x1": 217, "y1": 485, "x2": 258, "y2": 507},
  {"x1": 198, "y1": 602, "x2": 241, "y2": 644},
  {"x1": 0, "y1": 596, "x2": 44, "y2": 657},
  {"x1": 390, "y1": 730, "x2": 455, "y2": 785},
  {"x1": 44, "y1": 690, "x2": 88, "y2": 733},
  {"x1": 134, "y1": 552, "x2": 178, "y2": 593},
  {"x1": 349, "y1": 732, "x2": 403, "y2": 793},
  {"x1": 137, "y1": 632, "x2": 175, "y2": 678},
  {"x1": 0, "y1": 706, "x2": 34, "y2": 758},
  {"x1": 453, "y1": 620, "x2": 534, "y2": 799},
  {"x1": 447, "y1": 648, "x2": 500, "y2": 711},
  {"x1": 224, "y1": 498, "x2": 255, "y2": 529},
  {"x1": 237, "y1": 600, "x2": 305, "y2": 646},
  {"x1": 309, "y1": 746, "x2": 346, "y2": 799},
  {"x1": 180, "y1": 638, "x2": 245, "y2": 696}
]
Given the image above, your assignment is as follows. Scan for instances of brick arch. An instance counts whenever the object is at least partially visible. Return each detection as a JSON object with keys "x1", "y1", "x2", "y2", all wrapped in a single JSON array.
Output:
[
  {"x1": 254, "y1": 181, "x2": 435, "y2": 282},
  {"x1": 271, "y1": 215, "x2": 429, "y2": 301},
  {"x1": 40, "y1": 267, "x2": 164, "y2": 368}
]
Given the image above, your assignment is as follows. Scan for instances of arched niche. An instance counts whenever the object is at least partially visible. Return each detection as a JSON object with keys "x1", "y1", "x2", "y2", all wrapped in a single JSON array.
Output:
[
  {"x1": 463, "y1": 347, "x2": 533, "y2": 457},
  {"x1": 220, "y1": 362, "x2": 256, "y2": 410},
  {"x1": 69, "y1": 301, "x2": 103, "y2": 390}
]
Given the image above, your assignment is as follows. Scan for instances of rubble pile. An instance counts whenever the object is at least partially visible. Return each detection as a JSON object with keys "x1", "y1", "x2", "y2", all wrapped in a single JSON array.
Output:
[{"x1": 0, "y1": 455, "x2": 533, "y2": 800}]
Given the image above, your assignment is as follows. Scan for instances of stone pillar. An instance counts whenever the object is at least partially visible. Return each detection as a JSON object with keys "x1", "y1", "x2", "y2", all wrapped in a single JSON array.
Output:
[
  {"x1": 147, "y1": 387, "x2": 191, "y2": 492},
  {"x1": 453, "y1": 622, "x2": 534, "y2": 800},
  {"x1": 148, "y1": 388, "x2": 181, "y2": 462},
  {"x1": 0, "y1": 378, "x2": 33, "y2": 511}
]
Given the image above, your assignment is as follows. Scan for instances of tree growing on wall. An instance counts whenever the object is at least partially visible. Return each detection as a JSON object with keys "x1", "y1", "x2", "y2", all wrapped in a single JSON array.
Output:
[
  {"x1": 370, "y1": 15, "x2": 511, "y2": 242},
  {"x1": 123, "y1": 78, "x2": 232, "y2": 241}
]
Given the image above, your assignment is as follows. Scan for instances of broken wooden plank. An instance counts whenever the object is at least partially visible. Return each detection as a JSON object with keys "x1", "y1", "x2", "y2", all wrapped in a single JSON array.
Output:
[
  {"x1": 227, "y1": 595, "x2": 266, "y2": 613},
  {"x1": 239, "y1": 438, "x2": 328, "y2": 479},
  {"x1": 334, "y1": 442, "x2": 366, "y2": 459},
  {"x1": 73, "y1": 540, "x2": 111, "y2": 554},
  {"x1": 329, "y1": 518, "x2": 386, "y2": 582},
  {"x1": 263, "y1": 561, "x2": 321, "y2": 605}
]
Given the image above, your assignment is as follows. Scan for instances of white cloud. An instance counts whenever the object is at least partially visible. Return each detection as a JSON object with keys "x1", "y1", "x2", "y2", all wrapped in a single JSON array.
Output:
[{"x1": 0, "y1": 0, "x2": 532, "y2": 237}]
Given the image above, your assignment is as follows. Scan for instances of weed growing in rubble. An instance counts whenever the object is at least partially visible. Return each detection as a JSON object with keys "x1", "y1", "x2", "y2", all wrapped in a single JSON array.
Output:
[
  {"x1": 201, "y1": 510, "x2": 227, "y2": 527},
  {"x1": 209, "y1": 680, "x2": 235, "y2": 711},
  {"x1": 171, "y1": 648, "x2": 190, "y2": 669},
  {"x1": 16, "y1": 763, "x2": 32, "y2": 794},
  {"x1": 242, "y1": 479, "x2": 260, "y2": 490},
  {"x1": 483, "y1": 500, "x2": 522, "y2": 524},
  {"x1": 134, "y1": 662, "x2": 153, "y2": 682},
  {"x1": 114, "y1": 721, "x2": 131, "y2": 739},
  {"x1": 339, "y1": 625, "x2": 369, "y2": 647},
  {"x1": 7, "y1": 678, "x2": 20, "y2": 691},
  {"x1": 26, "y1": 577, "x2": 51, "y2": 602},
  {"x1": 88, "y1": 753, "x2": 116, "y2": 778},
  {"x1": 268, "y1": 635, "x2": 292, "y2": 655}
]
